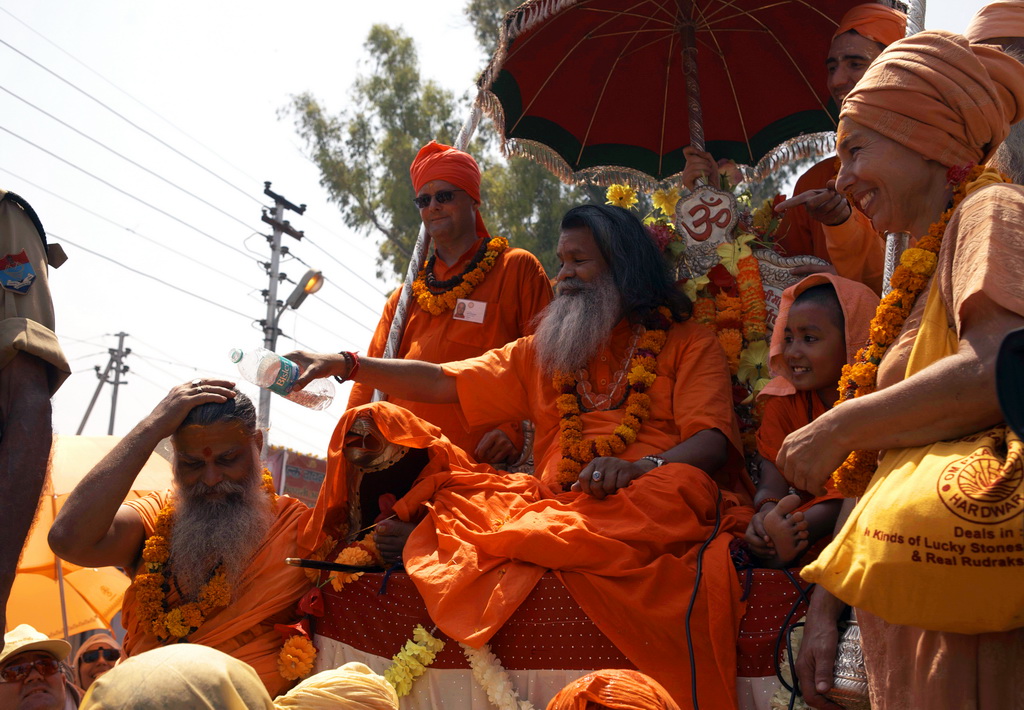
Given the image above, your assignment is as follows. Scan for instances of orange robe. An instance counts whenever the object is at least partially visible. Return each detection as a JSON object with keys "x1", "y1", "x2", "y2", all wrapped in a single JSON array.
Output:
[
  {"x1": 348, "y1": 238, "x2": 552, "y2": 456},
  {"x1": 776, "y1": 157, "x2": 886, "y2": 294},
  {"x1": 756, "y1": 390, "x2": 843, "y2": 509},
  {"x1": 444, "y1": 318, "x2": 753, "y2": 499},
  {"x1": 314, "y1": 401, "x2": 752, "y2": 709},
  {"x1": 122, "y1": 492, "x2": 318, "y2": 697}
]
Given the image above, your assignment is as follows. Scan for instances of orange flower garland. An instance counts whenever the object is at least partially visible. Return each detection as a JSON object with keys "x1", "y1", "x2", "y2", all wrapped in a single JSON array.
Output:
[
  {"x1": 737, "y1": 254, "x2": 768, "y2": 341},
  {"x1": 692, "y1": 296, "x2": 716, "y2": 328},
  {"x1": 553, "y1": 307, "x2": 672, "y2": 489},
  {"x1": 830, "y1": 165, "x2": 1003, "y2": 496},
  {"x1": 411, "y1": 236, "x2": 508, "y2": 315},
  {"x1": 278, "y1": 635, "x2": 317, "y2": 681},
  {"x1": 131, "y1": 470, "x2": 277, "y2": 641}
]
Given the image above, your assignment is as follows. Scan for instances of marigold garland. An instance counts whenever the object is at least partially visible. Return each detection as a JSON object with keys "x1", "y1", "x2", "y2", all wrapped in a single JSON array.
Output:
[
  {"x1": 737, "y1": 254, "x2": 768, "y2": 341},
  {"x1": 553, "y1": 307, "x2": 672, "y2": 489},
  {"x1": 411, "y1": 236, "x2": 508, "y2": 315},
  {"x1": 384, "y1": 625, "x2": 445, "y2": 697},
  {"x1": 130, "y1": 470, "x2": 277, "y2": 641},
  {"x1": 328, "y1": 535, "x2": 384, "y2": 591},
  {"x1": 278, "y1": 635, "x2": 317, "y2": 681},
  {"x1": 830, "y1": 164, "x2": 1003, "y2": 496}
]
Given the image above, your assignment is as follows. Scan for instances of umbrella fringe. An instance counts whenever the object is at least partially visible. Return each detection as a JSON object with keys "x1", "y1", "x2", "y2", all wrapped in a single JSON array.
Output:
[
  {"x1": 738, "y1": 131, "x2": 837, "y2": 185},
  {"x1": 480, "y1": 0, "x2": 581, "y2": 91}
]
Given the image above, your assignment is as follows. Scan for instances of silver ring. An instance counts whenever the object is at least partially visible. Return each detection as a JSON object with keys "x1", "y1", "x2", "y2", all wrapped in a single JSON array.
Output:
[
  {"x1": 592, "y1": 470, "x2": 602, "y2": 481},
  {"x1": 191, "y1": 379, "x2": 202, "y2": 387}
]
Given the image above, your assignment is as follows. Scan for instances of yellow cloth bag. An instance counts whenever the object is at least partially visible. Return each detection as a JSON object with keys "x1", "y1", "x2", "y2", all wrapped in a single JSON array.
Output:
[{"x1": 802, "y1": 280, "x2": 1024, "y2": 633}]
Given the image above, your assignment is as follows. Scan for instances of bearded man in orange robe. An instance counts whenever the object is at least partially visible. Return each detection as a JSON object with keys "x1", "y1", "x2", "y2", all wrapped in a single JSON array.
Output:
[
  {"x1": 348, "y1": 140, "x2": 552, "y2": 466},
  {"x1": 49, "y1": 384, "x2": 321, "y2": 697},
  {"x1": 288, "y1": 204, "x2": 755, "y2": 708}
]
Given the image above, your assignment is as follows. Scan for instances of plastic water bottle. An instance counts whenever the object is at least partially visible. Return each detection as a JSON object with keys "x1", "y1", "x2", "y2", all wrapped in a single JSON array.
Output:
[{"x1": 229, "y1": 347, "x2": 334, "y2": 410}]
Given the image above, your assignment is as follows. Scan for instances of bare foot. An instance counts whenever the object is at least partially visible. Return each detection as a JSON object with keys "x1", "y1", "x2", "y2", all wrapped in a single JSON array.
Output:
[
  {"x1": 373, "y1": 519, "x2": 416, "y2": 566},
  {"x1": 763, "y1": 494, "x2": 809, "y2": 565}
]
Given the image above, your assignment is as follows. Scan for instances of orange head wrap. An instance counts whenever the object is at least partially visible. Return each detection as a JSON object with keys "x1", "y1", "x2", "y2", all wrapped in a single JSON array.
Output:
[
  {"x1": 833, "y1": 3, "x2": 907, "y2": 47},
  {"x1": 841, "y1": 30, "x2": 1024, "y2": 167},
  {"x1": 545, "y1": 670, "x2": 681, "y2": 710},
  {"x1": 409, "y1": 140, "x2": 490, "y2": 241},
  {"x1": 409, "y1": 140, "x2": 482, "y2": 201},
  {"x1": 966, "y1": 1, "x2": 1024, "y2": 44},
  {"x1": 760, "y1": 273, "x2": 879, "y2": 399}
]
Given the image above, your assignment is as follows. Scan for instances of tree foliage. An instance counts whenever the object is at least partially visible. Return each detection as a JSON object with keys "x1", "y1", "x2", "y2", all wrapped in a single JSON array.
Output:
[{"x1": 288, "y1": 5, "x2": 590, "y2": 280}]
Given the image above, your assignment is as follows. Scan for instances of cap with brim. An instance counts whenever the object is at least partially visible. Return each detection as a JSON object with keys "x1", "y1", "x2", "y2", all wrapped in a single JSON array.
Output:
[
  {"x1": 1, "y1": 624, "x2": 71, "y2": 666},
  {"x1": 997, "y1": 327, "x2": 1024, "y2": 437}
]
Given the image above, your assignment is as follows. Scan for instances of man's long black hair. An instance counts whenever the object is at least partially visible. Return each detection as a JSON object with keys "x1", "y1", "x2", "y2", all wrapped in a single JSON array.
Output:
[{"x1": 560, "y1": 204, "x2": 691, "y2": 324}]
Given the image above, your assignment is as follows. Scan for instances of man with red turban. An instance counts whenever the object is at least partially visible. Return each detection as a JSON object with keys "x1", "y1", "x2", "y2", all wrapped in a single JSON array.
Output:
[
  {"x1": 348, "y1": 140, "x2": 552, "y2": 466},
  {"x1": 682, "y1": 2, "x2": 907, "y2": 294}
]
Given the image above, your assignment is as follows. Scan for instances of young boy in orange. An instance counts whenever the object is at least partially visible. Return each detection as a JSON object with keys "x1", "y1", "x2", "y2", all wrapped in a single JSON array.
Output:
[{"x1": 745, "y1": 274, "x2": 878, "y2": 566}]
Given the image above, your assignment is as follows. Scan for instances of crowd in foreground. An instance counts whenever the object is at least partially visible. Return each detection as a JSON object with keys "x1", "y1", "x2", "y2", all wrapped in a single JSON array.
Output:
[{"x1": 3, "y1": 1, "x2": 1024, "y2": 709}]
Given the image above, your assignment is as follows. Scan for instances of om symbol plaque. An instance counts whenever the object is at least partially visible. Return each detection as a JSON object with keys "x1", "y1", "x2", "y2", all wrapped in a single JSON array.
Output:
[{"x1": 673, "y1": 186, "x2": 739, "y2": 277}]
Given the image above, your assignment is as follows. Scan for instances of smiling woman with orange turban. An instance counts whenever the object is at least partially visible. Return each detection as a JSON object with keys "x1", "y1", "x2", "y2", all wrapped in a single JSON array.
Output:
[{"x1": 774, "y1": 30, "x2": 1024, "y2": 709}]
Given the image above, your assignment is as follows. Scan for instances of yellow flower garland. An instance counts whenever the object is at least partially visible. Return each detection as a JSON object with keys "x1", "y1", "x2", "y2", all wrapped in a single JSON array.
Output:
[
  {"x1": 411, "y1": 236, "x2": 508, "y2": 315},
  {"x1": 553, "y1": 307, "x2": 672, "y2": 489},
  {"x1": 384, "y1": 625, "x2": 445, "y2": 697},
  {"x1": 131, "y1": 470, "x2": 277, "y2": 641},
  {"x1": 830, "y1": 165, "x2": 1004, "y2": 496}
]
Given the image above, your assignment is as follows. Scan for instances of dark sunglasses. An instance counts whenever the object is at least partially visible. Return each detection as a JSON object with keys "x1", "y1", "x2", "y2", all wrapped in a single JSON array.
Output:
[
  {"x1": 412, "y1": 188, "x2": 466, "y2": 209},
  {"x1": 81, "y1": 648, "x2": 120, "y2": 664},
  {"x1": 0, "y1": 657, "x2": 61, "y2": 683}
]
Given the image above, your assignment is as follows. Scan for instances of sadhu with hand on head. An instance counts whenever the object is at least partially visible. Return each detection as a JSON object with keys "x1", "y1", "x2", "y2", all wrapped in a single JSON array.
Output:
[
  {"x1": 682, "y1": 2, "x2": 907, "y2": 294},
  {"x1": 773, "y1": 30, "x2": 1024, "y2": 709},
  {"x1": 48, "y1": 382, "x2": 327, "y2": 696},
  {"x1": 348, "y1": 140, "x2": 552, "y2": 467},
  {"x1": 288, "y1": 203, "x2": 755, "y2": 708}
]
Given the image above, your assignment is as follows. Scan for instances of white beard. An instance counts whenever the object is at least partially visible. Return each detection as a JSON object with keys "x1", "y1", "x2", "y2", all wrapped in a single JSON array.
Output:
[
  {"x1": 992, "y1": 119, "x2": 1024, "y2": 186},
  {"x1": 533, "y1": 271, "x2": 623, "y2": 376},
  {"x1": 169, "y1": 470, "x2": 274, "y2": 600}
]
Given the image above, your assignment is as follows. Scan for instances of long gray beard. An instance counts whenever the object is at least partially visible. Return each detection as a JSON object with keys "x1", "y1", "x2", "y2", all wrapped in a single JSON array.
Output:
[
  {"x1": 169, "y1": 470, "x2": 274, "y2": 600},
  {"x1": 533, "y1": 271, "x2": 623, "y2": 376},
  {"x1": 992, "y1": 119, "x2": 1024, "y2": 186}
]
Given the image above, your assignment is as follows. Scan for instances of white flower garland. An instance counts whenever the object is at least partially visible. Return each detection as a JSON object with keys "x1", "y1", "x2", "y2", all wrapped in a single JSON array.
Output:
[{"x1": 460, "y1": 642, "x2": 536, "y2": 710}]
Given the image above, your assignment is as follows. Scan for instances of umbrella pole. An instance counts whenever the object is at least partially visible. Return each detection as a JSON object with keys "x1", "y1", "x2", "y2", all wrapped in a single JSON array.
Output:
[
  {"x1": 371, "y1": 102, "x2": 483, "y2": 402},
  {"x1": 676, "y1": 0, "x2": 708, "y2": 187},
  {"x1": 53, "y1": 496, "x2": 70, "y2": 640}
]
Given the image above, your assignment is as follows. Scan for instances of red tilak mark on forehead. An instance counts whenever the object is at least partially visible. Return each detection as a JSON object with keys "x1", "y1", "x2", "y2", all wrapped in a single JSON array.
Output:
[{"x1": 202, "y1": 447, "x2": 213, "y2": 457}]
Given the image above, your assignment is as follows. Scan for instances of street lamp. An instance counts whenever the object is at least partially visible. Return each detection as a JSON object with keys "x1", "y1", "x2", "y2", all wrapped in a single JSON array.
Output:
[{"x1": 285, "y1": 269, "x2": 324, "y2": 309}]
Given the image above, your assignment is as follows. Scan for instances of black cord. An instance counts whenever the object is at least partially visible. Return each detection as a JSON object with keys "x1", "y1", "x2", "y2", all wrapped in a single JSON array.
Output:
[
  {"x1": 774, "y1": 580, "x2": 816, "y2": 694},
  {"x1": 685, "y1": 487, "x2": 723, "y2": 710}
]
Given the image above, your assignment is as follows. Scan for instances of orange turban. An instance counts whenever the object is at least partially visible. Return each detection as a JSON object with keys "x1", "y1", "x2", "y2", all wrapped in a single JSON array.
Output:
[
  {"x1": 409, "y1": 140, "x2": 482, "y2": 202},
  {"x1": 841, "y1": 30, "x2": 1024, "y2": 167},
  {"x1": 966, "y1": 1, "x2": 1024, "y2": 44},
  {"x1": 833, "y1": 4, "x2": 907, "y2": 47},
  {"x1": 545, "y1": 670, "x2": 681, "y2": 710},
  {"x1": 409, "y1": 140, "x2": 492, "y2": 241}
]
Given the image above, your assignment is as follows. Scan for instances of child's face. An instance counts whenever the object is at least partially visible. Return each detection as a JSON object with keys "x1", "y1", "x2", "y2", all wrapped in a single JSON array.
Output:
[{"x1": 783, "y1": 301, "x2": 847, "y2": 399}]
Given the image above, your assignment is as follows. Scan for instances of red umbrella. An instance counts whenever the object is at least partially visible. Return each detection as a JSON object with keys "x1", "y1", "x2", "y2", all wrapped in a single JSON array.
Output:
[{"x1": 479, "y1": 0, "x2": 869, "y2": 188}]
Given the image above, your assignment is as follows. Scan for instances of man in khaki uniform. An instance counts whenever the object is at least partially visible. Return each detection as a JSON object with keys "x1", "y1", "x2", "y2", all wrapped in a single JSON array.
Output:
[{"x1": 0, "y1": 191, "x2": 70, "y2": 650}]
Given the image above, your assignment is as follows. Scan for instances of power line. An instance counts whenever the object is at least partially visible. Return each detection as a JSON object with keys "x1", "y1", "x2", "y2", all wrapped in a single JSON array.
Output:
[
  {"x1": 0, "y1": 5, "x2": 267, "y2": 193},
  {"x1": 302, "y1": 235, "x2": 392, "y2": 298},
  {"x1": 52, "y1": 232, "x2": 256, "y2": 321},
  {"x1": 321, "y1": 278, "x2": 386, "y2": 318},
  {"x1": 0, "y1": 34, "x2": 263, "y2": 205},
  {"x1": 0, "y1": 167, "x2": 257, "y2": 290},
  {"x1": 0, "y1": 125, "x2": 257, "y2": 262},
  {"x1": 0, "y1": 83, "x2": 257, "y2": 232}
]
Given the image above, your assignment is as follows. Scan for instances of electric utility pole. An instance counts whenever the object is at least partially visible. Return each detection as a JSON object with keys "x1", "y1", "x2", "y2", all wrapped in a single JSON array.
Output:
[
  {"x1": 77, "y1": 331, "x2": 131, "y2": 435},
  {"x1": 258, "y1": 182, "x2": 305, "y2": 434}
]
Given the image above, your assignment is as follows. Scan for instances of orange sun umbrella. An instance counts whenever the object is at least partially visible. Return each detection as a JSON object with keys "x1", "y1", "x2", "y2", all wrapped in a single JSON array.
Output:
[{"x1": 7, "y1": 435, "x2": 174, "y2": 639}]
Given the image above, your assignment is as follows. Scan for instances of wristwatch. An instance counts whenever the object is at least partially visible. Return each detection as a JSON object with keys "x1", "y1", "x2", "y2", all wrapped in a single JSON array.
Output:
[{"x1": 640, "y1": 455, "x2": 666, "y2": 469}]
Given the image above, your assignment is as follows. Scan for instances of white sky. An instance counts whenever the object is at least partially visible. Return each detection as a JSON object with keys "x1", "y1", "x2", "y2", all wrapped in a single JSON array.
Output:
[{"x1": 1, "y1": 0, "x2": 985, "y2": 457}]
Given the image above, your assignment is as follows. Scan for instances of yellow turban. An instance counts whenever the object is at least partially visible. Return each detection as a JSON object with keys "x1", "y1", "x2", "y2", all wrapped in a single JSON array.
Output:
[
  {"x1": 841, "y1": 30, "x2": 1024, "y2": 166},
  {"x1": 273, "y1": 662, "x2": 398, "y2": 710},
  {"x1": 80, "y1": 644, "x2": 274, "y2": 709},
  {"x1": 966, "y1": 1, "x2": 1024, "y2": 44}
]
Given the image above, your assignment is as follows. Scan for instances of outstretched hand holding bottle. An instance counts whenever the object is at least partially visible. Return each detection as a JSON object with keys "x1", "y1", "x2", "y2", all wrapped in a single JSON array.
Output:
[{"x1": 229, "y1": 347, "x2": 334, "y2": 410}]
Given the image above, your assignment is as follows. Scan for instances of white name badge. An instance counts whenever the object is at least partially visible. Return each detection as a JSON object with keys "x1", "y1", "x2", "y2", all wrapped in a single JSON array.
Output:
[{"x1": 453, "y1": 298, "x2": 486, "y2": 323}]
